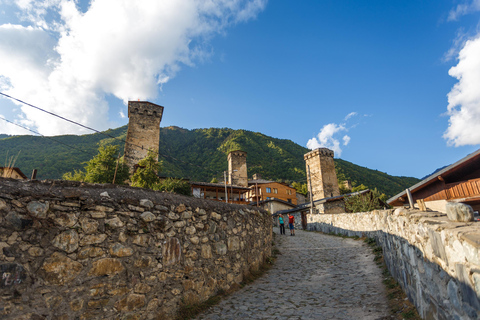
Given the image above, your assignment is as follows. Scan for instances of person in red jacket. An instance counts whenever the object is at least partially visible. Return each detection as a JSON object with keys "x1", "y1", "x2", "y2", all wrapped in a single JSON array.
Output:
[{"x1": 288, "y1": 213, "x2": 295, "y2": 236}]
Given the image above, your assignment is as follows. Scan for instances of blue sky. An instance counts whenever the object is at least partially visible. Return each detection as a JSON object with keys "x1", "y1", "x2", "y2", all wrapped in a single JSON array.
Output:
[{"x1": 1, "y1": 0, "x2": 480, "y2": 179}]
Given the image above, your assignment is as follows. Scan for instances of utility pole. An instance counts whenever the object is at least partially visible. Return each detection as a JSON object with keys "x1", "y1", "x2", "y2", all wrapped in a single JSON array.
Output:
[
  {"x1": 308, "y1": 165, "x2": 315, "y2": 214},
  {"x1": 256, "y1": 182, "x2": 259, "y2": 207},
  {"x1": 224, "y1": 171, "x2": 228, "y2": 203}
]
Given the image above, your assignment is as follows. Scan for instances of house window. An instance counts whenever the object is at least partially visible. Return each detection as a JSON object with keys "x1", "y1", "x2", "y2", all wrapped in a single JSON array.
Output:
[
  {"x1": 266, "y1": 187, "x2": 271, "y2": 193},
  {"x1": 286, "y1": 189, "x2": 292, "y2": 195},
  {"x1": 287, "y1": 199, "x2": 292, "y2": 203},
  {"x1": 273, "y1": 188, "x2": 278, "y2": 194}
]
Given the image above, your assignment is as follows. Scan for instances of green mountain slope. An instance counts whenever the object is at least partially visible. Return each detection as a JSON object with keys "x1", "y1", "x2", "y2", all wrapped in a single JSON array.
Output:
[{"x1": 0, "y1": 125, "x2": 419, "y2": 197}]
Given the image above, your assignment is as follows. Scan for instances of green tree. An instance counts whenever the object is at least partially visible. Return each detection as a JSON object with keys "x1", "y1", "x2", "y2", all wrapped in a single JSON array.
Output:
[
  {"x1": 63, "y1": 144, "x2": 129, "y2": 184},
  {"x1": 155, "y1": 178, "x2": 191, "y2": 196},
  {"x1": 292, "y1": 182, "x2": 308, "y2": 196},
  {"x1": 131, "y1": 149, "x2": 162, "y2": 189},
  {"x1": 344, "y1": 188, "x2": 386, "y2": 213},
  {"x1": 210, "y1": 177, "x2": 219, "y2": 183}
]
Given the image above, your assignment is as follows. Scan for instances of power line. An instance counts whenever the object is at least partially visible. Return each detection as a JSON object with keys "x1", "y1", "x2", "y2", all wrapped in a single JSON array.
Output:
[
  {"x1": 0, "y1": 92, "x2": 225, "y2": 177},
  {"x1": 0, "y1": 116, "x2": 96, "y2": 157}
]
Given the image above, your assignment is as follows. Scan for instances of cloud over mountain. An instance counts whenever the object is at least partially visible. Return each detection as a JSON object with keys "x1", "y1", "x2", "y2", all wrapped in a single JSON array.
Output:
[{"x1": 0, "y1": 0, "x2": 267, "y2": 135}]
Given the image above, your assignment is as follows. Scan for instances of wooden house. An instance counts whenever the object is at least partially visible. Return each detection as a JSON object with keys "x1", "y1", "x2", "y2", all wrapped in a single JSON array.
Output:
[
  {"x1": 247, "y1": 179, "x2": 297, "y2": 205},
  {"x1": 0, "y1": 167, "x2": 27, "y2": 180},
  {"x1": 387, "y1": 149, "x2": 480, "y2": 213}
]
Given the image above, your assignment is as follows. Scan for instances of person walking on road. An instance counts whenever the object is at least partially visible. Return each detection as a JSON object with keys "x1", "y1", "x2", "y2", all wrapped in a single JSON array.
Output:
[
  {"x1": 288, "y1": 213, "x2": 295, "y2": 236},
  {"x1": 278, "y1": 214, "x2": 286, "y2": 235}
]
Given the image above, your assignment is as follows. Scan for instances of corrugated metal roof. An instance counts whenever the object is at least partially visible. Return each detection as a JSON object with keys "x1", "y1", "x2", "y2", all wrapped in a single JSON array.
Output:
[{"x1": 189, "y1": 181, "x2": 251, "y2": 190}]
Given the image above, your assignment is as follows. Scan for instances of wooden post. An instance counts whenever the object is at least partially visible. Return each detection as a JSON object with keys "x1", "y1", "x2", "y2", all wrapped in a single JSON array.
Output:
[
  {"x1": 112, "y1": 152, "x2": 120, "y2": 184},
  {"x1": 406, "y1": 188, "x2": 414, "y2": 209},
  {"x1": 417, "y1": 199, "x2": 427, "y2": 212},
  {"x1": 308, "y1": 165, "x2": 315, "y2": 214},
  {"x1": 31, "y1": 169, "x2": 37, "y2": 180}
]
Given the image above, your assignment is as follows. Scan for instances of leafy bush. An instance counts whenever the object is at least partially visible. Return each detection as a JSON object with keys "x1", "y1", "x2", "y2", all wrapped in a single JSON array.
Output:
[
  {"x1": 344, "y1": 188, "x2": 386, "y2": 213},
  {"x1": 63, "y1": 144, "x2": 129, "y2": 184}
]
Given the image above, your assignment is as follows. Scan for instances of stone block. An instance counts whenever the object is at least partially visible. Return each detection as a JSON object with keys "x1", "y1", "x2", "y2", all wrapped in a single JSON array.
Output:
[
  {"x1": 109, "y1": 243, "x2": 133, "y2": 257},
  {"x1": 163, "y1": 237, "x2": 181, "y2": 266},
  {"x1": 54, "y1": 213, "x2": 77, "y2": 228},
  {"x1": 140, "y1": 199, "x2": 154, "y2": 209},
  {"x1": 133, "y1": 235, "x2": 149, "y2": 247},
  {"x1": 80, "y1": 234, "x2": 107, "y2": 246},
  {"x1": 78, "y1": 247, "x2": 104, "y2": 259},
  {"x1": 201, "y1": 245, "x2": 212, "y2": 259},
  {"x1": 115, "y1": 294, "x2": 145, "y2": 312},
  {"x1": 105, "y1": 216, "x2": 124, "y2": 228},
  {"x1": 26, "y1": 201, "x2": 49, "y2": 219},
  {"x1": 80, "y1": 217, "x2": 99, "y2": 234},
  {"x1": 42, "y1": 252, "x2": 83, "y2": 285},
  {"x1": 140, "y1": 211, "x2": 156, "y2": 222},
  {"x1": 446, "y1": 202, "x2": 474, "y2": 222},
  {"x1": 227, "y1": 236, "x2": 240, "y2": 251},
  {"x1": 88, "y1": 258, "x2": 124, "y2": 276},
  {"x1": 185, "y1": 226, "x2": 196, "y2": 235},
  {"x1": 52, "y1": 230, "x2": 79, "y2": 253},
  {"x1": 215, "y1": 243, "x2": 227, "y2": 255},
  {"x1": 176, "y1": 204, "x2": 186, "y2": 213}
]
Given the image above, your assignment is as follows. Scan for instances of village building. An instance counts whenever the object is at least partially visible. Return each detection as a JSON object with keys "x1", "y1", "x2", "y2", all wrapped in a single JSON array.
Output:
[
  {"x1": 247, "y1": 177, "x2": 297, "y2": 205},
  {"x1": 0, "y1": 167, "x2": 27, "y2": 180},
  {"x1": 254, "y1": 198, "x2": 296, "y2": 214},
  {"x1": 388, "y1": 148, "x2": 480, "y2": 213}
]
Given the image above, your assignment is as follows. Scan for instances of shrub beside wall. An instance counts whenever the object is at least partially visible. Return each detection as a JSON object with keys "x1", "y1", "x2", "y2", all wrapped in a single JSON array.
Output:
[
  {"x1": 307, "y1": 209, "x2": 480, "y2": 320},
  {"x1": 0, "y1": 178, "x2": 272, "y2": 319}
]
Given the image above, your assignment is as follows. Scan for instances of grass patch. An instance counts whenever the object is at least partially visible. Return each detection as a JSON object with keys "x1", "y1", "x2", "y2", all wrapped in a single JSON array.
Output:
[
  {"x1": 363, "y1": 237, "x2": 421, "y2": 320},
  {"x1": 175, "y1": 245, "x2": 280, "y2": 320}
]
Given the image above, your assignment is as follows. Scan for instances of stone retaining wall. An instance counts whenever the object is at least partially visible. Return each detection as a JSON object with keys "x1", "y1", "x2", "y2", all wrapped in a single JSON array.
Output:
[
  {"x1": 0, "y1": 178, "x2": 272, "y2": 319},
  {"x1": 307, "y1": 209, "x2": 480, "y2": 319}
]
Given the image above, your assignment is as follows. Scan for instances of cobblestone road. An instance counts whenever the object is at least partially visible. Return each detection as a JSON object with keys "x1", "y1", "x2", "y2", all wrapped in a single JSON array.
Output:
[{"x1": 195, "y1": 228, "x2": 390, "y2": 320}]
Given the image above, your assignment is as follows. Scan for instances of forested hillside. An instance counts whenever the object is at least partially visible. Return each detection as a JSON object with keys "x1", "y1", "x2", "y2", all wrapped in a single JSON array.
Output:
[{"x1": 0, "y1": 126, "x2": 420, "y2": 197}]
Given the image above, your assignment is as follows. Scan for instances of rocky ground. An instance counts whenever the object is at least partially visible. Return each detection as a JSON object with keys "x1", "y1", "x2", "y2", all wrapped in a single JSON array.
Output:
[{"x1": 195, "y1": 227, "x2": 390, "y2": 320}]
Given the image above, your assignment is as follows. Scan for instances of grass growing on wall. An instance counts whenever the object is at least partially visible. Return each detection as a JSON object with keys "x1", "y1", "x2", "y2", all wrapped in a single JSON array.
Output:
[{"x1": 363, "y1": 237, "x2": 421, "y2": 320}]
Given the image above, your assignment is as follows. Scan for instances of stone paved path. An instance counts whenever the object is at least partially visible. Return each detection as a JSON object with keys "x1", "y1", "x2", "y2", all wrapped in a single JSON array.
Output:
[{"x1": 195, "y1": 228, "x2": 390, "y2": 320}]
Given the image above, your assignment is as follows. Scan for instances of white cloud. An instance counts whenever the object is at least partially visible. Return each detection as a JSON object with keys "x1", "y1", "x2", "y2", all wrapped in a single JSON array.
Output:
[
  {"x1": 307, "y1": 112, "x2": 362, "y2": 156},
  {"x1": 307, "y1": 123, "x2": 346, "y2": 157},
  {"x1": 444, "y1": 34, "x2": 480, "y2": 146},
  {"x1": 0, "y1": 0, "x2": 267, "y2": 135},
  {"x1": 448, "y1": 0, "x2": 480, "y2": 21},
  {"x1": 119, "y1": 111, "x2": 126, "y2": 119},
  {"x1": 344, "y1": 112, "x2": 357, "y2": 121}
]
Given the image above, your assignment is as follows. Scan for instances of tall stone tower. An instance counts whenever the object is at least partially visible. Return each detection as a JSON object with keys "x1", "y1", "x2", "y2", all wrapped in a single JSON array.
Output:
[
  {"x1": 124, "y1": 101, "x2": 164, "y2": 170},
  {"x1": 304, "y1": 148, "x2": 340, "y2": 201},
  {"x1": 227, "y1": 150, "x2": 248, "y2": 187}
]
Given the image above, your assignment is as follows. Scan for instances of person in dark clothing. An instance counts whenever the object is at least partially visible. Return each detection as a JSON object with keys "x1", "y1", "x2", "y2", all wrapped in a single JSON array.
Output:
[{"x1": 278, "y1": 214, "x2": 286, "y2": 235}]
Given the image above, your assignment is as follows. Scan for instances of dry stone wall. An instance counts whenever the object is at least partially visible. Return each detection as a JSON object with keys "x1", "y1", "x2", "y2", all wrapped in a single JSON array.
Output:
[
  {"x1": 0, "y1": 178, "x2": 272, "y2": 319},
  {"x1": 307, "y1": 209, "x2": 480, "y2": 320}
]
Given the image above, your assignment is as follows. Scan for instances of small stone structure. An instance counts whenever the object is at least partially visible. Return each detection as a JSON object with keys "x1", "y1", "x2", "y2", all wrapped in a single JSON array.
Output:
[
  {"x1": 227, "y1": 150, "x2": 248, "y2": 187},
  {"x1": 124, "y1": 101, "x2": 164, "y2": 170},
  {"x1": 0, "y1": 178, "x2": 271, "y2": 319},
  {"x1": 306, "y1": 209, "x2": 480, "y2": 320}
]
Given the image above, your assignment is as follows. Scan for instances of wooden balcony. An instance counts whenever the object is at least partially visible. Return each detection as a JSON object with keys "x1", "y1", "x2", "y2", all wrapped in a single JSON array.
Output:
[{"x1": 445, "y1": 178, "x2": 480, "y2": 200}]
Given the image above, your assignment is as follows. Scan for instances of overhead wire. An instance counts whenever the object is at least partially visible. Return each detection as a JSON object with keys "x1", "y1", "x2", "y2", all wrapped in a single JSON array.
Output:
[
  {"x1": 0, "y1": 92, "x2": 228, "y2": 179},
  {"x1": 0, "y1": 116, "x2": 96, "y2": 157}
]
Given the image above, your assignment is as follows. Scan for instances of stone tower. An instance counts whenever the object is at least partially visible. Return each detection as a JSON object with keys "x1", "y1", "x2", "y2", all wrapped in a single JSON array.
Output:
[
  {"x1": 124, "y1": 101, "x2": 164, "y2": 170},
  {"x1": 304, "y1": 148, "x2": 340, "y2": 201},
  {"x1": 227, "y1": 150, "x2": 248, "y2": 187}
]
